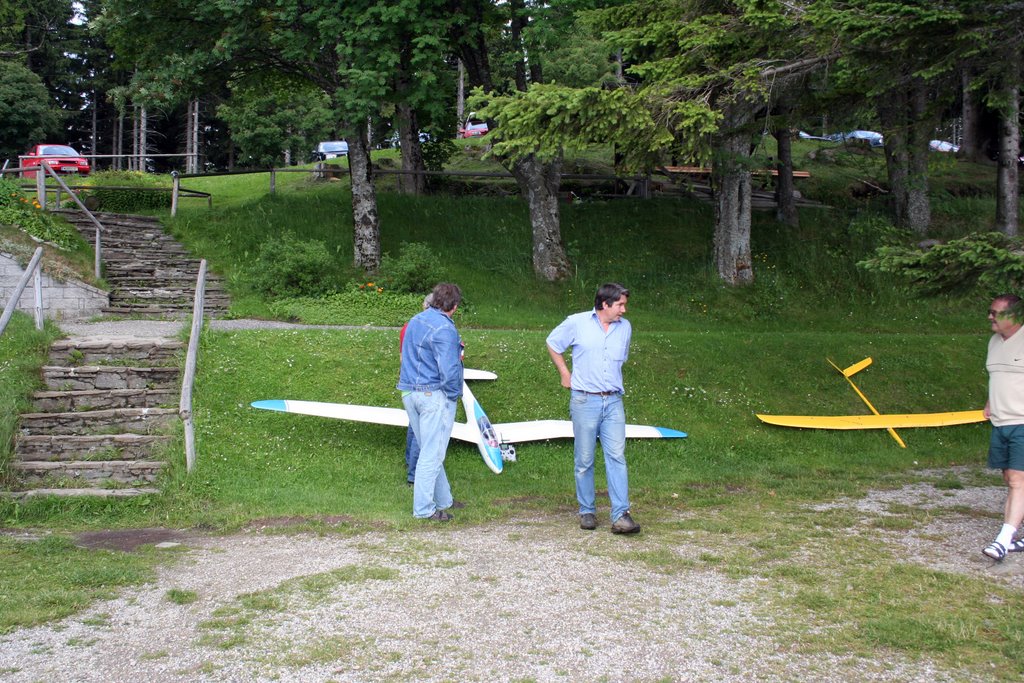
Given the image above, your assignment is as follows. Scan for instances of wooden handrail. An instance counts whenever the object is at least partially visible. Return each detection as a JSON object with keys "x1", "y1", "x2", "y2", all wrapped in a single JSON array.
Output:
[
  {"x1": 180, "y1": 259, "x2": 207, "y2": 472},
  {"x1": 40, "y1": 163, "x2": 105, "y2": 279},
  {"x1": 0, "y1": 247, "x2": 44, "y2": 337}
]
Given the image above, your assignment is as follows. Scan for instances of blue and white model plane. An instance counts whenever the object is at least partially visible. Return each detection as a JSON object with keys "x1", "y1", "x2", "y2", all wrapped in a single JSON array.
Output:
[{"x1": 252, "y1": 369, "x2": 687, "y2": 474}]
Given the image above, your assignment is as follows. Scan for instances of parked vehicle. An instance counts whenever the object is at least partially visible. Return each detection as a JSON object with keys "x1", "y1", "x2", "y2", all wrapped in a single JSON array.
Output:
[
  {"x1": 458, "y1": 117, "x2": 489, "y2": 139},
  {"x1": 311, "y1": 140, "x2": 349, "y2": 160},
  {"x1": 21, "y1": 144, "x2": 91, "y2": 179}
]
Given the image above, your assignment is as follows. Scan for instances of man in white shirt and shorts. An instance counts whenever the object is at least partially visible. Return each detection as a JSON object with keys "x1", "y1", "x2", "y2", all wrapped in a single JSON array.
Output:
[{"x1": 982, "y1": 294, "x2": 1024, "y2": 560}]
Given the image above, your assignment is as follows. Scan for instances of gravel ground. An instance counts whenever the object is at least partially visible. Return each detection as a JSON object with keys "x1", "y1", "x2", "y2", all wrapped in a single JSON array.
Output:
[{"x1": 1, "y1": 476, "x2": 1019, "y2": 683}]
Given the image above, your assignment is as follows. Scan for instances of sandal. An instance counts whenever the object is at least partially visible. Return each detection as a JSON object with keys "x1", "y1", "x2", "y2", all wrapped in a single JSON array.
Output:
[
  {"x1": 983, "y1": 541, "x2": 1007, "y2": 561},
  {"x1": 1009, "y1": 539, "x2": 1024, "y2": 553}
]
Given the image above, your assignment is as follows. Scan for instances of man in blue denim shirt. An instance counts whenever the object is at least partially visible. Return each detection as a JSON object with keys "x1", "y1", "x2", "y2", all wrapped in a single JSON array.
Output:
[
  {"x1": 546, "y1": 283, "x2": 640, "y2": 535},
  {"x1": 397, "y1": 283, "x2": 464, "y2": 521}
]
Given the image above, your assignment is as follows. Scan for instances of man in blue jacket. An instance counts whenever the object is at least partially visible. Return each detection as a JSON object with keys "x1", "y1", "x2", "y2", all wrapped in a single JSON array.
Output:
[{"x1": 397, "y1": 283, "x2": 464, "y2": 521}]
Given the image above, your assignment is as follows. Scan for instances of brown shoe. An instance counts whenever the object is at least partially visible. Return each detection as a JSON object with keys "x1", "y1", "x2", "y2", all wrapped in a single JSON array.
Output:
[
  {"x1": 611, "y1": 512, "x2": 640, "y2": 535},
  {"x1": 427, "y1": 510, "x2": 452, "y2": 522}
]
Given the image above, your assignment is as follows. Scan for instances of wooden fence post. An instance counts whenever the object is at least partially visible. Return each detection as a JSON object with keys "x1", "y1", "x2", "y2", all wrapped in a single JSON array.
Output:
[
  {"x1": 33, "y1": 264, "x2": 43, "y2": 330},
  {"x1": 171, "y1": 171, "x2": 180, "y2": 217},
  {"x1": 36, "y1": 165, "x2": 46, "y2": 209}
]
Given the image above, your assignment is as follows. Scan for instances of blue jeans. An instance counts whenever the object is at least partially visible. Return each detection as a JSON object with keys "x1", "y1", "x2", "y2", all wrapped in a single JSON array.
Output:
[
  {"x1": 570, "y1": 390, "x2": 629, "y2": 522},
  {"x1": 404, "y1": 427, "x2": 419, "y2": 483},
  {"x1": 403, "y1": 390, "x2": 456, "y2": 518}
]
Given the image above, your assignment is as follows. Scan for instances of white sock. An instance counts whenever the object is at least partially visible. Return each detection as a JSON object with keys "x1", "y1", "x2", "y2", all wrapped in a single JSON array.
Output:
[{"x1": 995, "y1": 523, "x2": 1017, "y2": 547}]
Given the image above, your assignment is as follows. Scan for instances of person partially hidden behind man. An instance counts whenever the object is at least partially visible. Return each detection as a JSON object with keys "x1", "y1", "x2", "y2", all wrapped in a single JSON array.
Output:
[
  {"x1": 982, "y1": 293, "x2": 1024, "y2": 560},
  {"x1": 397, "y1": 283, "x2": 464, "y2": 521},
  {"x1": 399, "y1": 293, "x2": 434, "y2": 485},
  {"x1": 546, "y1": 282, "x2": 641, "y2": 535}
]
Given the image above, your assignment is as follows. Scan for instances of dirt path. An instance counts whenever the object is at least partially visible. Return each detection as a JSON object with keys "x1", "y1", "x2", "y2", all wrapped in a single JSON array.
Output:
[{"x1": 0, "y1": 473, "x2": 1020, "y2": 682}]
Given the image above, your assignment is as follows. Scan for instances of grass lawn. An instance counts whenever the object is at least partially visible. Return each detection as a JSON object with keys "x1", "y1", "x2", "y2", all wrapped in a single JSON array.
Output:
[{"x1": 1, "y1": 137, "x2": 1023, "y2": 676}]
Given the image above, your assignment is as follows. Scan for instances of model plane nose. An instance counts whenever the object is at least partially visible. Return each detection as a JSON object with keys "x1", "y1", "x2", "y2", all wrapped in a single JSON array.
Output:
[{"x1": 252, "y1": 400, "x2": 287, "y2": 411}]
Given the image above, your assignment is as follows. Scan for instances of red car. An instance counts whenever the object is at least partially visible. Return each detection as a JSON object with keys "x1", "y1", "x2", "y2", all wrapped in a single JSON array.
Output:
[
  {"x1": 458, "y1": 118, "x2": 489, "y2": 138},
  {"x1": 22, "y1": 144, "x2": 91, "y2": 179}
]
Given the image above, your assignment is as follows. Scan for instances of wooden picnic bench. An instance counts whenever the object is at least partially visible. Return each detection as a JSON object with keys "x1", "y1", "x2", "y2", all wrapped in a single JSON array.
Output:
[{"x1": 660, "y1": 165, "x2": 811, "y2": 178}]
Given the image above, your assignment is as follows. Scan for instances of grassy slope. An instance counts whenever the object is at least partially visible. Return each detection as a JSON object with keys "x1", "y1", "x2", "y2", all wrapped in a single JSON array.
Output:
[{"x1": 2, "y1": 139, "x2": 1023, "y2": 674}]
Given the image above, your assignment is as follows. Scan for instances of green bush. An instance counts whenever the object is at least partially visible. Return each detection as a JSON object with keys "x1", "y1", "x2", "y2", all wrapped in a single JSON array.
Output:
[
  {"x1": 79, "y1": 171, "x2": 172, "y2": 212},
  {"x1": 0, "y1": 178, "x2": 79, "y2": 250},
  {"x1": 268, "y1": 288, "x2": 427, "y2": 326},
  {"x1": 249, "y1": 235, "x2": 344, "y2": 298},
  {"x1": 378, "y1": 242, "x2": 443, "y2": 294},
  {"x1": 421, "y1": 138, "x2": 457, "y2": 172},
  {"x1": 0, "y1": 177, "x2": 29, "y2": 209}
]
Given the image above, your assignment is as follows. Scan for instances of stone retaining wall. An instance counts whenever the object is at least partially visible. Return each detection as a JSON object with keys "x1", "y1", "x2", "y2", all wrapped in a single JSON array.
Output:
[{"x1": 0, "y1": 251, "x2": 108, "y2": 321}]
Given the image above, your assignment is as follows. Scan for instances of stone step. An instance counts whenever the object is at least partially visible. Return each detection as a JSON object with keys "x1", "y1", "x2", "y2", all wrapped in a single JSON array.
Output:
[
  {"x1": 106, "y1": 274, "x2": 223, "y2": 287},
  {"x1": 100, "y1": 307, "x2": 191, "y2": 319},
  {"x1": 110, "y1": 288, "x2": 230, "y2": 301},
  {"x1": 2, "y1": 487, "x2": 160, "y2": 499},
  {"x1": 107, "y1": 299, "x2": 228, "y2": 312},
  {"x1": 41, "y1": 365, "x2": 181, "y2": 391},
  {"x1": 31, "y1": 388, "x2": 177, "y2": 411},
  {"x1": 105, "y1": 300, "x2": 229, "y2": 312},
  {"x1": 11, "y1": 460, "x2": 166, "y2": 484},
  {"x1": 48, "y1": 337, "x2": 185, "y2": 365},
  {"x1": 56, "y1": 208, "x2": 165, "y2": 223},
  {"x1": 103, "y1": 264, "x2": 203, "y2": 277},
  {"x1": 102, "y1": 304, "x2": 225, "y2": 316},
  {"x1": 15, "y1": 433, "x2": 172, "y2": 460},
  {"x1": 70, "y1": 225, "x2": 179, "y2": 238},
  {"x1": 103, "y1": 260, "x2": 204, "y2": 272},
  {"x1": 18, "y1": 407, "x2": 178, "y2": 436},
  {"x1": 102, "y1": 248, "x2": 192, "y2": 259}
]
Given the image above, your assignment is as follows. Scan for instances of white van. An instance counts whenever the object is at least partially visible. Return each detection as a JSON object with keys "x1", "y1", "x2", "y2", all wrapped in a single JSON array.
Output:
[{"x1": 312, "y1": 140, "x2": 349, "y2": 160}]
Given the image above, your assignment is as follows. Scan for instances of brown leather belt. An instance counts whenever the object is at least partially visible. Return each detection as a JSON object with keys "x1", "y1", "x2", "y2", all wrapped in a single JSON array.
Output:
[{"x1": 581, "y1": 390, "x2": 618, "y2": 396}]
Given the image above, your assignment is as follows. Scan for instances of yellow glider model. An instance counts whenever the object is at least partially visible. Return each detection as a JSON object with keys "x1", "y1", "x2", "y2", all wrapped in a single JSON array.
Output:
[{"x1": 756, "y1": 357, "x2": 986, "y2": 448}]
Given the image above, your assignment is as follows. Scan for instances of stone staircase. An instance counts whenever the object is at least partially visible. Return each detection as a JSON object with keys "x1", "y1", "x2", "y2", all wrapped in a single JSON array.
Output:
[
  {"x1": 54, "y1": 209, "x2": 230, "y2": 318},
  {"x1": 9, "y1": 336, "x2": 182, "y2": 497},
  {"x1": 6, "y1": 210, "x2": 227, "y2": 498}
]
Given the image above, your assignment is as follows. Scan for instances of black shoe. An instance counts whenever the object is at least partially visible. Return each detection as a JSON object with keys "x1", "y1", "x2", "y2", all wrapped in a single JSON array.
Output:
[
  {"x1": 427, "y1": 509, "x2": 452, "y2": 522},
  {"x1": 579, "y1": 513, "x2": 597, "y2": 530},
  {"x1": 450, "y1": 500, "x2": 466, "y2": 509},
  {"x1": 611, "y1": 512, "x2": 640, "y2": 535}
]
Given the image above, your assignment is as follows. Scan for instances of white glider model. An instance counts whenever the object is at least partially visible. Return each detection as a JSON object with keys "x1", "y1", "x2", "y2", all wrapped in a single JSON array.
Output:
[{"x1": 252, "y1": 369, "x2": 687, "y2": 474}]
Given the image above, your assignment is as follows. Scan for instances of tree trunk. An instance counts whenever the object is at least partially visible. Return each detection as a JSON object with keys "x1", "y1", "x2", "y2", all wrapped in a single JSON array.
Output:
[
  {"x1": 131, "y1": 107, "x2": 138, "y2": 171},
  {"x1": 995, "y1": 49, "x2": 1020, "y2": 236},
  {"x1": 396, "y1": 103, "x2": 426, "y2": 195},
  {"x1": 713, "y1": 131, "x2": 754, "y2": 285},
  {"x1": 90, "y1": 92, "x2": 98, "y2": 170},
  {"x1": 456, "y1": 60, "x2": 465, "y2": 126},
  {"x1": 509, "y1": 0, "x2": 529, "y2": 92},
  {"x1": 185, "y1": 100, "x2": 194, "y2": 174},
  {"x1": 510, "y1": 154, "x2": 571, "y2": 281},
  {"x1": 879, "y1": 88, "x2": 910, "y2": 227},
  {"x1": 879, "y1": 82, "x2": 933, "y2": 234},
  {"x1": 140, "y1": 106, "x2": 148, "y2": 172},
  {"x1": 905, "y1": 81, "x2": 932, "y2": 234},
  {"x1": 959, "y1": 68, "x2": 987, "y2": 162},
  {"x1": 347, "y1": 127, "x2": 382, "y2": 273},
  {"x1": 773, "y1": 111, "x2": 798, "y2": 227},
  {"x1": 191, "y1": 99, "x2": 201, "y2": 174}
]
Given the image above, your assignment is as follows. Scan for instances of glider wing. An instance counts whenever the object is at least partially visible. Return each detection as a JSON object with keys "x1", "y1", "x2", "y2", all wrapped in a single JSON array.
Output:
[{"x1": 756, "y1": 410, "x2": 985, "y2": 430}]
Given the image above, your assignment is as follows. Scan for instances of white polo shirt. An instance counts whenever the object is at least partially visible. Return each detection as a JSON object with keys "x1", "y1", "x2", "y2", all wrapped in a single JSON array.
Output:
[{"x1": 987, "y1": 327, "x2": 1024, "y2": 426}]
